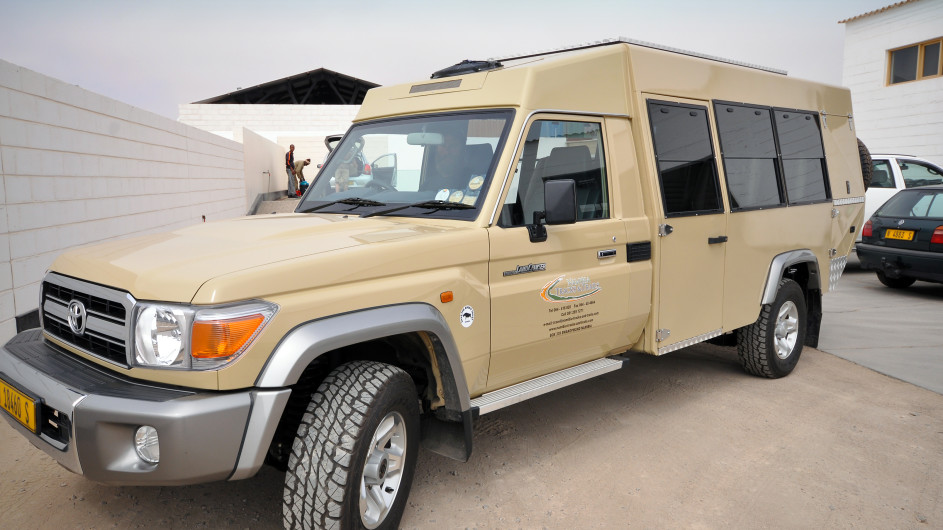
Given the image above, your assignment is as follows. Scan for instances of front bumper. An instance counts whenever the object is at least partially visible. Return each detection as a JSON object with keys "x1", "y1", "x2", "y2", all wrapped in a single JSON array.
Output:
[
  {"x1": 857, "y1": 243, "x2": 943, "y2": 283},
  {"x1": 0, "y1": 329, "x2": 289, "y2": 486}
]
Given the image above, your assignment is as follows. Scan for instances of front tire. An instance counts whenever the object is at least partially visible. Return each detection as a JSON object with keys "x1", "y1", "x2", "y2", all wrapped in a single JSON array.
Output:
[
  {"x1": 283, "y1": 361, "x2": 420, "y2": 530},
  {"x1": 737, "y1": 278, "x2": 807, "y2": 378}
]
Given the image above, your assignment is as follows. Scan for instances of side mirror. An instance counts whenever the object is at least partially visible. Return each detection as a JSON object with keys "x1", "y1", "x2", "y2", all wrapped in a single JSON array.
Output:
[
  {"x1": 527, "y1": 179, "x2": 577, "y2": 243},
  {"x1": 544, "y1": 179, "x2": 577, "y2": 225}
]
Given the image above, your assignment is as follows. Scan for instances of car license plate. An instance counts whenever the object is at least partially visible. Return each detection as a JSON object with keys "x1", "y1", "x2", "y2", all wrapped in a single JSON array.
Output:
[
  {"x1": 0, "y1": 374, "x2": 39, "y2": 433},
  {"x1": 885, "y1": 229, "x2": 915, "y2": 241}
]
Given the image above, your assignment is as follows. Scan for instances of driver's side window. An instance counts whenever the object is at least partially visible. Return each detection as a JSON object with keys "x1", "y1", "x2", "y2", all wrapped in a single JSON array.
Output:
[{"x1": 498, "y1": 120, "x2": 609, "y2": 227}]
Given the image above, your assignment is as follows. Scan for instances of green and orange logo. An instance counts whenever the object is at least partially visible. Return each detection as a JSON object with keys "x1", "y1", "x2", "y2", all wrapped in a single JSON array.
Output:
[{"x1": 540, "y1": 275, "x2": 601, "y2": 303}]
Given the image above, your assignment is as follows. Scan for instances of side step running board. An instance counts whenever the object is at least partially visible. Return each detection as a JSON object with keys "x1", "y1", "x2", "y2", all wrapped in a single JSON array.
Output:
[{"x1": 470, "y1": 356, "x2": 626, "y2": 415}]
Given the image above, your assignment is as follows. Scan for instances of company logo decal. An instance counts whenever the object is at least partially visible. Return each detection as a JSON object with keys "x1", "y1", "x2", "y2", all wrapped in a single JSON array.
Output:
[
  {"x1": 67, "y1": 300, "x2": 87, "y2": 335},
  {"x1": 460, "y1": 305, "x2": 475, "y2": 328},
  {"x1": 539, "y1": 275, "x2": 601, "y2": 303},
  {"x1": 503, "y1": 263, "x2": 546, "y2": 277}
]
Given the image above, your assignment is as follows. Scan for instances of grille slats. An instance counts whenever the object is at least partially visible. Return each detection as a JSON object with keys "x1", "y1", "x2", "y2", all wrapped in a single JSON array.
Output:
[{"x1": 41, "y1": 275, "x2": 133, "y2": 367}]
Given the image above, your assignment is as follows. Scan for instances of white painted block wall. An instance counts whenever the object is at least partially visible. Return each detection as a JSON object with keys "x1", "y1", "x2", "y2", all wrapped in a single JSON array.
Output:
[
  {"x1": 842, "y1": 0, "x2": 943, "y2": 166},
  {"x1": 0, "y1": 59, "x2": 248, "y2": 342},
  {"x1": 178, "y1": 103, "x2": 360, "y2": 170}
]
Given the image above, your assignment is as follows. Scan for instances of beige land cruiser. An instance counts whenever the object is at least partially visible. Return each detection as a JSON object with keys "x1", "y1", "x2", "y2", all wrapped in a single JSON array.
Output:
[{"x1": 0, "y1": 39, "x2": 868, "y2": 529}]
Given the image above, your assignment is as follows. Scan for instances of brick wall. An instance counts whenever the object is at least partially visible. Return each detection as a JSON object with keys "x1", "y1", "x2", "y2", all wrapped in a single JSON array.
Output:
[
  {"x1": 842, "y1": 0, "x2": 943, "y2": 165},
  {"x1": 0, "y1": 60, "x2": 248, "y2": 341}
]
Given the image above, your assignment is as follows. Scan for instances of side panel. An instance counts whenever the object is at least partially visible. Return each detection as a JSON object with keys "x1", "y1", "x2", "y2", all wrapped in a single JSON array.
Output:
[
  {"x1": 722, "y1": 205, "x2": 831, "y2": 328},
  {"x1": 488, "y1": 220, "x2": 634, "y2": 389}
]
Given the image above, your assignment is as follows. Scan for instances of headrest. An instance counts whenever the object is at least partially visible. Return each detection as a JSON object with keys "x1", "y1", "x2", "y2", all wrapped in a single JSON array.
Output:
[{"x1": 544, "y1": 145, "x2": 591, "y2": 179}]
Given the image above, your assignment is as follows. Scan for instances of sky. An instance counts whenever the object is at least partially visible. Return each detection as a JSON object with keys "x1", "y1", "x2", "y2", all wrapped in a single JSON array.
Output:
[{"x1": 0, "y1": 0, "x2": 897, "y2": 119}]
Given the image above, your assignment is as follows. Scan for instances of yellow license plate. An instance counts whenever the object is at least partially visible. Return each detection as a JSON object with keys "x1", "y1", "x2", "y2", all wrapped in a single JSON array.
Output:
[
  {"x1": 0, "y1": 374, "x2": 39, "y2": 433},
  {"x1": 885, "y1": 229, "x2": 915, "y2": 241}
]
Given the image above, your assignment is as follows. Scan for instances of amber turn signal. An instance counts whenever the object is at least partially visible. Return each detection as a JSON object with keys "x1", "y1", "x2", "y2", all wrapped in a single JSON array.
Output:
[
  {"x1": 440, "y1": 291, "x2": 454, "y2": 303},
  {"x1": 191, "y1": 314, "x2": 266, "y2": 359}
]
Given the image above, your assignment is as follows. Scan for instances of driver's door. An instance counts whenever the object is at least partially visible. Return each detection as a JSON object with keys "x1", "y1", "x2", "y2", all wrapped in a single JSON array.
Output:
[{"x1": 487, "y1": 115, "x2": 632, "y2": 390}]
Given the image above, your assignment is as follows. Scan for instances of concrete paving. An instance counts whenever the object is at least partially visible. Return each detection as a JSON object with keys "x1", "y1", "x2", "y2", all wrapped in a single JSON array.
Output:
[
  {"x1": 254, "y1": 197, "x2": 300, "y2": 215},
  {"x1": 819, "y1": 254, "x2": 943, "y2": 394}
]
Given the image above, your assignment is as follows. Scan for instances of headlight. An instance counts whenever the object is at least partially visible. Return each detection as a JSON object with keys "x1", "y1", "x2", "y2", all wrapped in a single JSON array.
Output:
[
  {"x1": 133, "y1": 301, "x2": 277, "y2": 370},
  {"x1": 134, "y1": 305, "x2": 191, "y2": 368}
]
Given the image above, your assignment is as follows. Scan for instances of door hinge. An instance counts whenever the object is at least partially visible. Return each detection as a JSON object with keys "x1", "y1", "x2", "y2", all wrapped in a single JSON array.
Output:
[
  {"x1": 658, "y1": 224, "x2": 674, "y2": 237},
  {"x1": 655, "y1": 329, "x2": 671, "y2": 342}
]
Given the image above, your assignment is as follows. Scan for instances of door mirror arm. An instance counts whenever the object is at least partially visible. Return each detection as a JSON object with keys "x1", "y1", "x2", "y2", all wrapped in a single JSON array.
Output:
[{"x1": 527, "y1": 211, "x2": 548, "y2": 243}]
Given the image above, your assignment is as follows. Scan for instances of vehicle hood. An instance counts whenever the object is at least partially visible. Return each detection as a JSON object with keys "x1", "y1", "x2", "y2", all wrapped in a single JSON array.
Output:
[{"x1": 50, "y1": 213, "x2": 479, "y2": 303}]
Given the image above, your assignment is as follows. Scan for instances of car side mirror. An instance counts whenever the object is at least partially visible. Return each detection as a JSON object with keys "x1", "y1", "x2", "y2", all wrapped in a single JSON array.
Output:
[
  {"x1": 545, "y1": 179, "x2": 577, "y2": 225},
  {"x1": 527, "y1": 179, "x2": 577, "y2": 243}
]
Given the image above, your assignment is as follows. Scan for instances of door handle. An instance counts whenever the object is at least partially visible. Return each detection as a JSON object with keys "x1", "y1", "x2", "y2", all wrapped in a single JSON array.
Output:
[
  {"x1": 708, "y1": 236, "x2": 728, "y2": 245},
  {"x1": 598, "y1": 249, "x2": 617, "y2": 259}
]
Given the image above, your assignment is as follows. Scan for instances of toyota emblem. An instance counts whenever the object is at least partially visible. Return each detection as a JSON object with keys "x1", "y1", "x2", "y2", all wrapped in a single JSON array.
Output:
[{"x1": 67, "y1": 300, "x2": 87, "y2": 335}]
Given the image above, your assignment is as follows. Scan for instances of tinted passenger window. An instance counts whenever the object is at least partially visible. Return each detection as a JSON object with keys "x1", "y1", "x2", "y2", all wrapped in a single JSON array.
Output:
[
  {"x1": 870, "y1": 160, "x2": 895, "y2": 188},
  {"x1": 499, "y1": 120, "x2": 609, "y2": 227},
  {"x1": 715, "y1": 104, "x2": 783, "y2": 209},
  {"x1": 774, "y1": 111, "x2": 828, "y2": 204},
  {"x1": 899, "y1": 159, "x2": 943, "y2": 188},
  {"x1": 648, "y1": 101, "x2": 722, "y2": 217}
]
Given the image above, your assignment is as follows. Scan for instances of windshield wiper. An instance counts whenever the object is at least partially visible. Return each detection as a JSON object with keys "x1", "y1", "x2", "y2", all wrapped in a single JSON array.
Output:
[
  {"x1": 299, "y1": 197, "x2": 386, "y2": 214},
  {"x1": 361, "y1": 200, "x2": 476, "y2": 218}
]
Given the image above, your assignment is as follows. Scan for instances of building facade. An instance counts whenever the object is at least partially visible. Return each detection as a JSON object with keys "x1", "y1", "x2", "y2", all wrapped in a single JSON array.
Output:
[
  {"x1": 841, "y1": 0, "x2": 943, "y2": 165},
  {"x1": 179, "y1": 69, "x2": 378, "y2": 167}
]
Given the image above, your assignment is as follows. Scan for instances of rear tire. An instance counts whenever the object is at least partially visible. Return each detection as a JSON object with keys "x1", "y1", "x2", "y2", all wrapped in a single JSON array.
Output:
[
  {"x1": 876, "y1": 271, "x2": 915, "y2": 289},
  {"x1": 283, "y1": 361, "x2": 420, "y2": 530},
  {"x1": 737, "y1": 279, "x2": 807, "y2": 378}
]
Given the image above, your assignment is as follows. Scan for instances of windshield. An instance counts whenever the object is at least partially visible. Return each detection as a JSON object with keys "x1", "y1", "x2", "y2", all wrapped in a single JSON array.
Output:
[{"x1": 299, "y1": 110, "x2": 514, "y2": 220}]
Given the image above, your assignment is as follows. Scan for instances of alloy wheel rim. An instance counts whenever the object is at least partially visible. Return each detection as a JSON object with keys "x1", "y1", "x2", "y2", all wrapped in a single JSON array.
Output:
[
  {"x1": 774, "y1": 301, "x2": 799, "y2": 359},
  {"x1": 359, "y1": 410, "x2": 407, "y2": 528}
]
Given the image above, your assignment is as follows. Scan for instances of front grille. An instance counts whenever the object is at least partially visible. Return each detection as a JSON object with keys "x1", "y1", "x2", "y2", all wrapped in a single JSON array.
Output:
[
  {"x1": 44, "y1": 282, "x2": 127, "y2": 322},
  {"x1": 41, "y1": 273, "x2": 135, "y2": 367}
]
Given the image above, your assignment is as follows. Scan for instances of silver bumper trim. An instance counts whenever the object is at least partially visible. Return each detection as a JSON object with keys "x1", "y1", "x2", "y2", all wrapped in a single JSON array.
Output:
[{"x1": 0, "y1": 330, "x2": 258, "y2": 486}]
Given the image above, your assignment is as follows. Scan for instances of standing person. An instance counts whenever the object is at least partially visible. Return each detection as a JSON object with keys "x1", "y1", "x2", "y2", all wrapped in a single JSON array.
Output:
[
  {"x1": 294, "y1": 158, "x2": 311, "y2": 195},
  {"x1": 285, "y1": 144, "x2": 296, "y2": 198}
]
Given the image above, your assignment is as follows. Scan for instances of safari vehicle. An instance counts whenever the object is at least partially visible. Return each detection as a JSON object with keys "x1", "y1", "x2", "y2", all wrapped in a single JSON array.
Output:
[{"x1": 0, "y1": 39, "x2": 868, "y2": 529}]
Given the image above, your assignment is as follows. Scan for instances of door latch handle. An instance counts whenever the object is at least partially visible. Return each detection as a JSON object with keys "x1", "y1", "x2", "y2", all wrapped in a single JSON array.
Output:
[{"x1": 708, "y1": 236, "x2": 728, "y2": 244}]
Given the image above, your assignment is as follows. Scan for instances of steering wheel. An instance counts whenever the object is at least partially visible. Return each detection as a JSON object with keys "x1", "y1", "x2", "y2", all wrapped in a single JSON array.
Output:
[{"x1": 366, "y1": 179, "x2": 394, "y2": 192}]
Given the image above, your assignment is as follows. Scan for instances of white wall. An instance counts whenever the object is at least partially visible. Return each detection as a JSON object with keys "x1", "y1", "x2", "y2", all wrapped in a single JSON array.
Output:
[
  {"x1": 842, "y1": 0, "x2": 943, "y2": 166},
  {"x1": 178, "y1": 103, "x2": 360, "y2": 168},
  {"x1": 0, "y1": 59, "x2": 248, "y2": 342},
  {"x1": 242, "y1": 127, "x2": 289, "y2": 208}
]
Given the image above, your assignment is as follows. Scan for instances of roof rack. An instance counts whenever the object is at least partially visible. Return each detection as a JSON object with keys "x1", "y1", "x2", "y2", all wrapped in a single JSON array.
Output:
[{"x1": 488, "y1": 37, "x2": 787, "y2": 76}]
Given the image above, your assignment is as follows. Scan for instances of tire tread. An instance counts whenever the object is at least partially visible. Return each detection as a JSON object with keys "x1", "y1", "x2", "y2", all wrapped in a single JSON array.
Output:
[{"x1": 282, "y1": 362, "x2": 409, "y2": 530}]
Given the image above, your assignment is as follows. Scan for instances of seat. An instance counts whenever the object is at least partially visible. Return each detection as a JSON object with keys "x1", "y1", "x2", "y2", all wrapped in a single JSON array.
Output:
[
  {"x1": 522, "y1": 145, "x2": 592, "y2": 222},
  {"x1": 871, "y1": 168, "x2": 892, "y2": 188},
  {"x1": 464, "y1": 143, "x2": 494, "y2": 175}
]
